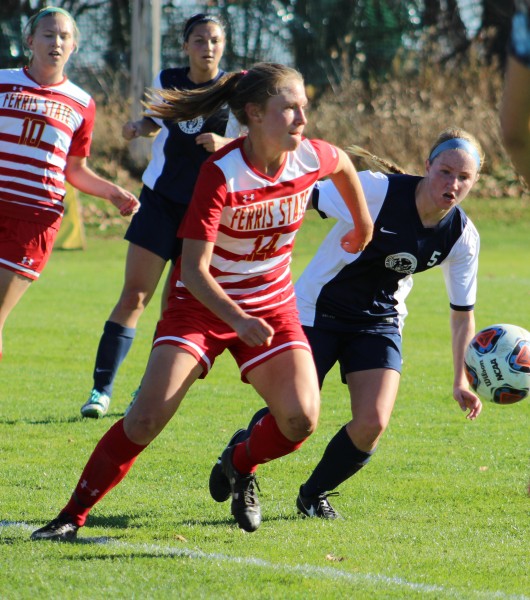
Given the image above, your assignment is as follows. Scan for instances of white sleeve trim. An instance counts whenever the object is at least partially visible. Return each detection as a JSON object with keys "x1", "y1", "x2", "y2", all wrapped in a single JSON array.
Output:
[
  {"x1": 317, "y1": 171, "x2": 389, "y2": 222},
  {"x1": 441, "y1": 218, "x2": 480, "y2": 308}
]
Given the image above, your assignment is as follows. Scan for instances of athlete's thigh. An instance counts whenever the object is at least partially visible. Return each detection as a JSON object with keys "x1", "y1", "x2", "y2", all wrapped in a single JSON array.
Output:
[
  {"x1": 246, "y1": 348, "x2": 320, "y2": 421},
  {"x1": 345, "y1": 368, "x2": 401, "y2": 424},
  {"x1": 124, "y1": 344, "x2": 203, "y2": 442},
  {"x1": 0, "y1": 267, "x2": 32, "y2": 325},
  {"x1": 122, "y1": 242, "x2": 167, "y2": 296}
]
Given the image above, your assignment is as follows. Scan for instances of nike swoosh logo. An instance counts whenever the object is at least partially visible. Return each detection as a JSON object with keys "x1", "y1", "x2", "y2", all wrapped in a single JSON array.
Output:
[
  {"x1": 380, "y1": 227, "x2": 397, "y2": 234},
  {"x1": 300, "y1": 498, "x2": 316, "y2": 516},
  {"x1": 95, "y1": 368, "x2": 111, "y2": 373}
]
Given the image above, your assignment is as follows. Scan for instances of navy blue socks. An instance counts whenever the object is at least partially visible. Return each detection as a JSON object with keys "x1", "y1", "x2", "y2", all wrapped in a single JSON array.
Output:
[
  {"x1": 92, "y1": 320, "x2": 136, "y2": 396},
  {"x1": 301, "y1": 425, "x2": 374, "y2": 497}
]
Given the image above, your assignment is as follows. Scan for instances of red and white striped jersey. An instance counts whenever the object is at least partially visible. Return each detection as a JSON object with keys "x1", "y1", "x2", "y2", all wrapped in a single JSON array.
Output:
[
  {"x1": 172, "y1": 136, "x2": 339, "y2": 314},
  {"x1": 0, "y1": 67, "x2": 95, "y2": 229}
]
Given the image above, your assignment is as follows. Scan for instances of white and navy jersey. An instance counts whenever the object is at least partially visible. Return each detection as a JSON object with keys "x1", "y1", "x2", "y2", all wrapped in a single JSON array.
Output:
[
  {"x1": 296, "y1": 171, "x2": 480, "y2": 333},
  {"x1": 170, "y1": 137, "x2": 340, "y2": 314},
  {"x1": 0, "y1": 67, "x2": 94, "y2": 229},
  {"x1": 142, "y1": 67, "x2": 233, "y2": 205}
]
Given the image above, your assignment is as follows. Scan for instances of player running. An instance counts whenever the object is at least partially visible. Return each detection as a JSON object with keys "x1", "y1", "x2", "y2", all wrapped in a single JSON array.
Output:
[
  {"x1": 0, "y1": 7, "x2": 138, "y2": 362},
  {"x1": 30, "y1": 62, "x2": 373, "y2": 539},
  {"x1": 81, "y1": 13, "x2": 241, "y2": 418},
  {"x1": 209, "y1": 129, "x2": 484, "y2": 519}
]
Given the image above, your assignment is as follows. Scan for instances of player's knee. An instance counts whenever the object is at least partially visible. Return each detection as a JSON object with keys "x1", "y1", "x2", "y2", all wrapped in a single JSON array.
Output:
[
  {"x1": 123, "y1": 412, "x2": 163, "y2": 445},
  {"x1": 283, "y1": 407, "x2": 319, "y2": 440},
  {"x1": 117, "y1": 287, "x2": 152, "y2": 314},
  {"x1": 357, "y1": 414, "x2": 388, "y2": 446}
]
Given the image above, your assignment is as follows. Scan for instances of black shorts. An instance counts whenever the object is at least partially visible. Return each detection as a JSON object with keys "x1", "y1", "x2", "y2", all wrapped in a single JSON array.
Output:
[
  {"x1": 124, "y1": 186, "x2": 188, "y2": 263},
  {"x1": 303, "y1": 326, "x2": 403, "y2": 386}
]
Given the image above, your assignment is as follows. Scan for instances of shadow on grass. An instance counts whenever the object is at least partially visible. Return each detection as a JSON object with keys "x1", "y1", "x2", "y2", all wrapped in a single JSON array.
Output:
[
  {"x1": 0, "y1": 511, "x2": 308, "y2": 549},
  {"x1": 0, "y1": 412, "x2": 125, "y2": 425}
]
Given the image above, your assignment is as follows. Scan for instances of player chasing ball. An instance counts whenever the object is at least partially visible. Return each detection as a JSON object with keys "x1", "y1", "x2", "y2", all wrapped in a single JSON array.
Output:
[
  {"x1": 210, "y1": 129, "x2": 484, "y2": 519},
  {"x1": 30, "y1": 62, "x2": 373, "y2": 540}
]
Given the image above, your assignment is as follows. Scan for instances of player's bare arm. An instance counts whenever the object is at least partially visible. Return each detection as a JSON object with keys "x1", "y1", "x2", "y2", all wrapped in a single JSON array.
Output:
[
  {"x1": 329, "y1": 147, "x2": 373, "y2": 253},
  {"x1": 122, "y1": 117, "x2": 160, "y2": 140},
  {"x1": 195, "y1": 132, "x2": 234, "y2": 152},
  {"x1": 65, "y1": 156, "x2": 139, "y2": 216},
  {"x1": 181, "y1": 238, "x2": 274, "y2": 347},
  {"x1": 450, "y1": 309, "x2": 482, "y2": 419}
]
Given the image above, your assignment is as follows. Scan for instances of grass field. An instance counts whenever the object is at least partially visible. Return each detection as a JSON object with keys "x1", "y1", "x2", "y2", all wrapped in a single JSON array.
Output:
[{"x1": 1, "y1": 204, "x2": 529, "y2": 599}]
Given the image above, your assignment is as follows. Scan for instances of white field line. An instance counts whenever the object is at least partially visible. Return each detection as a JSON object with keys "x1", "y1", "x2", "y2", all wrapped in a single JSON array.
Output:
[{"x1": 1, "y1": 521, "x2": 528, "y2": 600}]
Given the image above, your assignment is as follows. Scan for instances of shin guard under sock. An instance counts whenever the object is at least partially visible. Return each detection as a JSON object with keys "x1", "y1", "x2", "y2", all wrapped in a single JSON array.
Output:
[
  {"x1": 232, "y1": 413, "x2": 305, "y2": 474},
  {"x1": 93, "y1": 321, "x2": 136, "y2": 396},
  {"x1": 301, "y1": 425, "x2": 374, "y2": 497},
  {"x1": 61, "y1": 419, "x2": 147, "y2": 526}
]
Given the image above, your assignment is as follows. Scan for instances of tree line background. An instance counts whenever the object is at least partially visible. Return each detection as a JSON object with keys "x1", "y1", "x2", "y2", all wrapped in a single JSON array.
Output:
[
  {"x1": 0, "y1": 1, "x2": 525, "y2": 201},
  {"x1": 0, "y1": 1, "x2": 517, "y2": 94}
]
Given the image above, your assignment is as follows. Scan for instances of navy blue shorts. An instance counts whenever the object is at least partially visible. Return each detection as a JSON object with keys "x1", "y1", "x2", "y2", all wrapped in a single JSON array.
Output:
[
  {"x1": 124, "y1": 186, "x2": 188, "y2": 263},
  {"x1": 303, "y1": 326, "x2": 402, "y2": 386}
]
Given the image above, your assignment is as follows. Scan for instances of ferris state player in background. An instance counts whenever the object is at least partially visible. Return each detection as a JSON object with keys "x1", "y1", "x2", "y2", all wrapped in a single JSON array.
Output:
[
  {"x1": 81, "y1": 13, "x2": 241, "y2": 419},
  {"x1": 0, "y1": 7, "x2": 138, "y2": 362},
  {"x1": 500, "y1": 0, "x2": 530, "y2": 186},
  {"x1": 209, "y1": 128, "x2": 483, "y2": 519},
  {"x1": 31, "y1": 62, "x2": 373, "y2": 540}
]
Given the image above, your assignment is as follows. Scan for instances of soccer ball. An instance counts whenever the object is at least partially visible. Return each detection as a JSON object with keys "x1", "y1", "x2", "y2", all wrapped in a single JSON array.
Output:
[{"x1": 464, "y1": 323, "x2": 530, "y2": 404}]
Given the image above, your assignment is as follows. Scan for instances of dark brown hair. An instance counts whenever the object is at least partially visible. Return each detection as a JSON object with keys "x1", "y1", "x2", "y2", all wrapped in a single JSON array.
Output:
[{"x1": 183, "y1": 13, "x2": 225, "y2": 41}]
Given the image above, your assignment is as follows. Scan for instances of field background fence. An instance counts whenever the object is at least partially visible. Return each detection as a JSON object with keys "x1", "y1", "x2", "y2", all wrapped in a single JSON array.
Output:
[
  {"x1": 1, "y1": 1, "x2": 527, "y2": 197},
  {"x1": 0, "y1": 1, "x2": 515, "y2": 98}
]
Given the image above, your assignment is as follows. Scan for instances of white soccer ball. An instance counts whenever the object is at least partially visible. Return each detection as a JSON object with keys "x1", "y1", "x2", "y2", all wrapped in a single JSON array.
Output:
[{"x1": 464, "y1": 323, "x2": 530, "y2": 404}]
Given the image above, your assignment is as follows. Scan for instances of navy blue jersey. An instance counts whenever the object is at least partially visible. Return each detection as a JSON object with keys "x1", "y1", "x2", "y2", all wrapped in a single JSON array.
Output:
[
  {"x1": 142, "y1": 67, "x2": 234, "y2": 205},
  {"x1": 296, "y1": 172, "x2": 480, "y2": 333}
]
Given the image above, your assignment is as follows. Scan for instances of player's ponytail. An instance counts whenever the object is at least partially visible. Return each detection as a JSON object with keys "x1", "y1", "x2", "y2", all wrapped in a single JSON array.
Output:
[
  {"x1": 144, "y1": 72, "x2": 243, "y2": 123},
  {"x1": 348, "y1": 127, "x2": 484, "y2": 175},
  {"x1": 346, "y1": 145, "x2": 407, "y2": 174},
  {"x1": 145, "y1": 62, "x2": 304, "y2": 127}
]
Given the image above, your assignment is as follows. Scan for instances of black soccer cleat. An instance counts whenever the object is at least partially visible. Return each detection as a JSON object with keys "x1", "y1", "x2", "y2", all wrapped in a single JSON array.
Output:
[
  {"x1": 209, "y1": 428, "x2": 247, "y2": 503},
  {"x1": 220, "y1": 446, "x2": 261, "y2": 532},
  {"x1": 31, "y1": 514, "x2": 79, "y2": 542},
  {"x1": 296, "y1": 487, "x2": 341, "y2": 520}
]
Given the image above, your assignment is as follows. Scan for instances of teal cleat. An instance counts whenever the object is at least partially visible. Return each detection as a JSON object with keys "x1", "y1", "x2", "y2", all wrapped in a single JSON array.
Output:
[{"x1": 80, "y1": 389, "x2": 110, "y2": 418}]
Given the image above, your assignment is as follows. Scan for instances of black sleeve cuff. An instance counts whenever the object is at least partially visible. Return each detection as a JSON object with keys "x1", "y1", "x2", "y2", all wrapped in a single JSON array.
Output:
[{"x1": 450, "y1": 303, "x2": 474, "y2": 312}]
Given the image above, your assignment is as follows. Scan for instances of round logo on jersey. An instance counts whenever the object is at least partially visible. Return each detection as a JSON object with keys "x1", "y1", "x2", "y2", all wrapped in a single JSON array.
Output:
[
  {"x1": 385, "y1": 252, "x2": 417, "y2": 274},
  {"x1": 179, "y1": 116, "x2": 204, "y2": 135}
]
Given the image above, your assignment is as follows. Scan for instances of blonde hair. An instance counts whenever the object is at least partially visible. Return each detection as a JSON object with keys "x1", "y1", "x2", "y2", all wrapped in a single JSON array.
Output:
[
  {"x1": 427, "y1": 128, "x2": 484, "y2": 171},
  {"x1": 347, "y1": 128, "x2": 484, "y2": 175},
  {"x1": 346, "y1": 145, "x2": 406, "y2": 174},
  {"x1": 145, "y1": 62, "x2": 304, "y2": 126},
  {"x1": 23, "y1": 7, "x2": 80, "y2": 62}
]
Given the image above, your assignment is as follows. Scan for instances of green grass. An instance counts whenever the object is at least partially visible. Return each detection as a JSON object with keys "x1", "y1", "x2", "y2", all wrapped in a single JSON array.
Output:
[{"x1": 1, "y1": 207, "x2": 529, "y2": 599}]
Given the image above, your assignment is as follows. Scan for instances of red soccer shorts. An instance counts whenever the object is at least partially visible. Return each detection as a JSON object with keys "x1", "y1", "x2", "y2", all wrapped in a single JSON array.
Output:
[
  {"x1": 0, "y1": 216, "x2": 57, "y2": 280},
  {"x1": 153, "y1": 300, "x2": 311, "y2": 382}
]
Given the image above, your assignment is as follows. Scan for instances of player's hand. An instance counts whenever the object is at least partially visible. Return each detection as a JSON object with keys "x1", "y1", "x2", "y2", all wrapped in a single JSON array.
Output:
[
  {"x1": 340, "y1": 227, "x2": 372, "y2": 254},
  {"x1": 233, "y1": 315, "x2": 275, "y2": 347},
  {"x1": 109, "y1": 186, "x2": 140, "y2": 217},
  {"x1": 196, "y1": 133, "x2": 228, "y2": 153},
  {"x1": 122, "y1": 120, "x2": 141, "y2": 141},
  {"x1": 453, "y1": 385, "x2": 482, "y2": 420}
]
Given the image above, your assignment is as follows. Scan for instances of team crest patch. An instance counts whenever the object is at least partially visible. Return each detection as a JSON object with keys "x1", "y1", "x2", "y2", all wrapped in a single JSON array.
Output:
[
  {"x1": 179, "y1": 116, "x2": 204, "y2": 134},
  {"x1": 385, "y1": 252, "x2": 417, "y2": 274}
]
